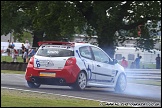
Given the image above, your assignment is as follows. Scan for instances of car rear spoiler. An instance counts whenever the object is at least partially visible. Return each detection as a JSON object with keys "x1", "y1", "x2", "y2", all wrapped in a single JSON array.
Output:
[{"x1": 37, "y1": 41, "x2": 75, "y2": 46}]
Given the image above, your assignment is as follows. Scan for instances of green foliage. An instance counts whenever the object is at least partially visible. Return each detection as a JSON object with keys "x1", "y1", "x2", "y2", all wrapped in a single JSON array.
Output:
[
  {"x1": 13, "y1": 31, "x2": 32, "y2": 43},
  {"x1": 1, "y1": 1, "x2": 161, "y2": 56}
]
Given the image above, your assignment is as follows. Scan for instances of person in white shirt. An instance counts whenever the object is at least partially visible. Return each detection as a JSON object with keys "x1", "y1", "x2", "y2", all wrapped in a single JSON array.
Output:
[
  {"x1": 24, "y1": 40, "x2": 31, "y2": 54},
  {"x1": 24, "y1": 40, "x2": 31, "y2": 63}
]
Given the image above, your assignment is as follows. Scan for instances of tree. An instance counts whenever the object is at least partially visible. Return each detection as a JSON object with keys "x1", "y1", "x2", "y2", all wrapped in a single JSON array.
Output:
[
  {"x1": 1, "y1": 1, "x2": 161, "y2": 57},
  {"x1": 73, "y1": 1, "x2": 161, "y2": 57}
]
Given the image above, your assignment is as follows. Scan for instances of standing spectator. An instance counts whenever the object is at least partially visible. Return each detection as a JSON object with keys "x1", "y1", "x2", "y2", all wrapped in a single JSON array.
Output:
[
  {"x1": 121, "y1": 57, "x2": 128, "y2": 69},
  {"x1": 11, "y1": 46, "x2": 18, "y2": 62},
  {"x1": 24, "y1": 40, "x2": 31, "y2": 53},
  {"x1": 27, "y1": 48, "x2": 36, "y2": 62},
  {"x1": 7, "y1": 40, "x2": 11, "y2": 56},
  {"x1": 11, "y1": 42, "x2": 15, "y2": 48},
  {"x1": 24, "y1": 40, "x2": 31, "y2": 62},
  {"x1": 155, "y1": 54, "x2": 160, "y2": 69},
  {"x1": 23, "y1": 48, "x2": 28, "y2": 63},
  {"x1": 130, "y1": 62, "x2": 135, "y2": 69},
  {"x1": 21, "y1": 44, "x2": 25, "y2": 59},
  {"x1": 14, "y1": 48, "x2": 18, "y2": 62},
  {"x1": 134, "y1": 56, "x2": 142, "y2": 69}
]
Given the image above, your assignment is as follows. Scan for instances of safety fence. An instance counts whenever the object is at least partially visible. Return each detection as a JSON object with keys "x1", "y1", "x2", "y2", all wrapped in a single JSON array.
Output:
[{"x1": 125, "y1": 69, "x2": 161, "y2": 81}]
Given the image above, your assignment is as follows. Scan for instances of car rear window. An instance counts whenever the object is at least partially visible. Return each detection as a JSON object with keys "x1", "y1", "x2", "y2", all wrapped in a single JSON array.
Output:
[{"x1": 36, "y1": 47, "x2": 74, "y2": 57}]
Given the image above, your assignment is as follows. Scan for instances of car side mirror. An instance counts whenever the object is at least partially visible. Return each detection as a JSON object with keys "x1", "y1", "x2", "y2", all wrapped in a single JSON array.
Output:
[{"x1": 113, "y1": 59, "x2": 118, "y2": 64}]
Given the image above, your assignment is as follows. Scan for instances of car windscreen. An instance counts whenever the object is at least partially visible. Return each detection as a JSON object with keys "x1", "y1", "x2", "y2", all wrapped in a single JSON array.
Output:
[{"x1": 36, "y1": 47, "x2": 74, "y2": 57}]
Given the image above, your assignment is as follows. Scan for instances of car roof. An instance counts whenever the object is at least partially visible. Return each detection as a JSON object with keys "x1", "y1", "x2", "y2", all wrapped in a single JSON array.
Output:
[{"x1": 38, "y1": 41, "x2": 92, "y2": 47}]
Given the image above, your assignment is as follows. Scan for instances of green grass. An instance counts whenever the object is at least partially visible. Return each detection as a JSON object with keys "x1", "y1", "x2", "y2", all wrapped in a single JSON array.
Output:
[
  {"x1": 1, "y1": 70, "x2": 25, "y2": 74},
  {"x1": 1, "y1": 56, "x2": 23, "y2": 62},
  {"x1": 1, "y1": 88, "x2": 101, "y2": 107}
]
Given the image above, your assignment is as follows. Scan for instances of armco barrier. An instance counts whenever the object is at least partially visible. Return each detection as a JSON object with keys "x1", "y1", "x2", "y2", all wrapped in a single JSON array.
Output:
[
  {"x1": 1, "y1": 62, "x2": 27, "y2": 71},
  {"x1": 125, "y1": 69, "x2": 161, "y2": 81}
]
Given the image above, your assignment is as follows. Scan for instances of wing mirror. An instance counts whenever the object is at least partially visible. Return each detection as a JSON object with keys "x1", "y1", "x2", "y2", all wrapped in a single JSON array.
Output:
[{"x1": 113, "y1": 59, "x2": 118, "y2": 64}]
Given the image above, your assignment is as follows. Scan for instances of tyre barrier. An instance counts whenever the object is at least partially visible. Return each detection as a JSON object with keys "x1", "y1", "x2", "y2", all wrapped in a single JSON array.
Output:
[{"x1": 1, "y1": 62, "x2": 27, "y2": 71}]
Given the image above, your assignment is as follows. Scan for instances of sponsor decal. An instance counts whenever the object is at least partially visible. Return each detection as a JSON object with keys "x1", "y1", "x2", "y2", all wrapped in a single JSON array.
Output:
[
  {"x1": 35, "y1": 59, "x2": 54, "y2": 67},
  {"x1": 76, "y1": 50, "x2": 92, "y2": 79}
]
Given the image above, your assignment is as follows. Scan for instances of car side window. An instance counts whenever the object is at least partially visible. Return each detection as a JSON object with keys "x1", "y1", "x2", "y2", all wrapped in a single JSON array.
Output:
[
  {"x1": 91, "y1": 46, "x2": 109, "y2": 63},
  {"x1": 79, "y1": 46, "x2": 92, "y2": 60}
]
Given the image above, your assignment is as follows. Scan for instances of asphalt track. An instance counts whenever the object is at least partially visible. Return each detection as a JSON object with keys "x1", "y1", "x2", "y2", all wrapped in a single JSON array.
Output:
[{"x1": 1, "y1": 73, "x2": 161, "y2": 106}]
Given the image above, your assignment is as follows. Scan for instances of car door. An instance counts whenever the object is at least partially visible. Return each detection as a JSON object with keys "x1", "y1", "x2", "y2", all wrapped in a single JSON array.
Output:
[
  {"x1": 78, "y1": 46, "x2": 95, "y2": 81},
  {"x1": 90, "y1": 46, "x2": 116, "y2": 83}
]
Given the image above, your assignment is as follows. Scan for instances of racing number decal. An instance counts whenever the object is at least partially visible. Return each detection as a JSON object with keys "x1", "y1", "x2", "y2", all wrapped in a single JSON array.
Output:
[{"x1": 36, "y1": 59, "x2": 40, "y2": 67}]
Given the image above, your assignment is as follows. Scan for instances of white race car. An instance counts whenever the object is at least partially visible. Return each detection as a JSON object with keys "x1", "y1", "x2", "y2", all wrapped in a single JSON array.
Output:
[{"x1": 25, "y1": 41, "x2": 127, "y2": 92}]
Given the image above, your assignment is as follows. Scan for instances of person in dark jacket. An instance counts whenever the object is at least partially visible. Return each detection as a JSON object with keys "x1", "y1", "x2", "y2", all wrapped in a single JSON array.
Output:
[
  {"x1": 134, "y1": 56, "x2": 142, "y2": 69},
  {"x1": 155, "y1": 54, "x2": 160, "y2": 69},
  {"x1": 21, "y1": 44, "x2": 25, "y2": 59}
]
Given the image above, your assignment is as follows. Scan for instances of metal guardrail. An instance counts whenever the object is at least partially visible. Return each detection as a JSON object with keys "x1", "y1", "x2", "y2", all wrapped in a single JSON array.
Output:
[{"x1": 125, "y1": 69, "x2": 161, "y2": 81}]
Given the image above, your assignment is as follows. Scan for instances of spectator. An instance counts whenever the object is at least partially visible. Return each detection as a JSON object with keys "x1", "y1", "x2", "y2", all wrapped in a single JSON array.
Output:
[
  {"x1": 24, "y1": 40, "x2": 30, "y2": 62},
  {"x1": 28, "y1": 48, "x2": 36, "y2": 59},
  {"x1": 155, "y1": 54, "x2": 160, "y2": 69},
  {"x1": 121, "y1": 57, "x2": 128, "y2": 69},
  {"x1": 24, "y1": 40, "x2": 31, "y2": 54},
  {"x1": 23, "y1": 48, "x2": 28, "y2": 63},
  {"x1": 7, "y1": 40, "x2": 11, "y2": 56},
  {"x1": 11, "y1": 46, "x2": 18, "y2": 62},
  {"x1": 21, "y1": 44, "x2": 25, "y2": 59},
  {"x1": 134, "y1": 56, "x2": 142, "y2": 69},
  {"x1": 130, "y1": 62, "x2": 135, "y2": 69},
  {"x1": 11, "y1": 42, "x2": 15, "y2": 48}
]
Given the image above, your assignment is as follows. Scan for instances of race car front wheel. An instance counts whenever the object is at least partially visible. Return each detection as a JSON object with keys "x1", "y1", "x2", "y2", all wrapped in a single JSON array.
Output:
[
  {"x1": 71, "y1": 71, "x2": 87, "y2": 90},
  {"x1": 115, "y1": 73, "x2": 127, "y2": 93},
  {"x1": 27, "y1": 81, "x2": 41, "y2": 88}
]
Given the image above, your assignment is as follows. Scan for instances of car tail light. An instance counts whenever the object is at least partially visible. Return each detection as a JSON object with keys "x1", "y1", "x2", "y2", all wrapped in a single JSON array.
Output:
[{"x1": 65, "y1": 57, "x2": 76, "y2": 66}]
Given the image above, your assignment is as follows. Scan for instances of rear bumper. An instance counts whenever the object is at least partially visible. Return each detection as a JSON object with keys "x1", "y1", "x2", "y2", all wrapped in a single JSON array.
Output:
[
  {"x1": 30, "y1": 76, "x2": 68, "y2": 85},
  {"x1": 25, "y1": 65, "x2": 80, "y2": 84}
]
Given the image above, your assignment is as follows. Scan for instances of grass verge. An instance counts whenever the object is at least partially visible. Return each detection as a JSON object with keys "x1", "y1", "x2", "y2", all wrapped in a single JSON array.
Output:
[
  {"x1": 1, "y1": 56, "x2": 23, "y2": 62},
  {"x1": 1, "y1": 88, "x2": 101, "y2": 107},
  {"x1": 1, "y1": 70, "x2": 25, "y2": 74}
]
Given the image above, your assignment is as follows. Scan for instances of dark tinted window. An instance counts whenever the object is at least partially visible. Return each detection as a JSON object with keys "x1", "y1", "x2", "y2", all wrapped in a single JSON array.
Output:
[
  {"x1": 115, "y1": 54, "x2": 122, "y2": 60},
  {"x1": 128, "y1": 54, "x2": 135, "y2": 60}
]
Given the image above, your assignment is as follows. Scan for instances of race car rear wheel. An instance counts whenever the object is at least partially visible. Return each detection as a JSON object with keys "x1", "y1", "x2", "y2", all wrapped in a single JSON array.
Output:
[
  {"x1": 71, "y1": 71, "x2": 87, "y2": 90},
  {"x1": 27, "y1": 81, "x2": 41, "y2": 88},
  {"x1": 115, "y1": 73, "x2": 127, "y2": 93}
]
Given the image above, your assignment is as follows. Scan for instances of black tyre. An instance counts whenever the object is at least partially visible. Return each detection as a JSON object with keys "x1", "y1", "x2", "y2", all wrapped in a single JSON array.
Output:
[
  {"x1": 27, "y1": 81, "x2": 41, "y2": 88},
  {"x1": 71, "y1": 71, "x2": 87, "y2": 90},
  {"x1": 115, "y1": 73, "x2": 127, "y2": 93}
]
